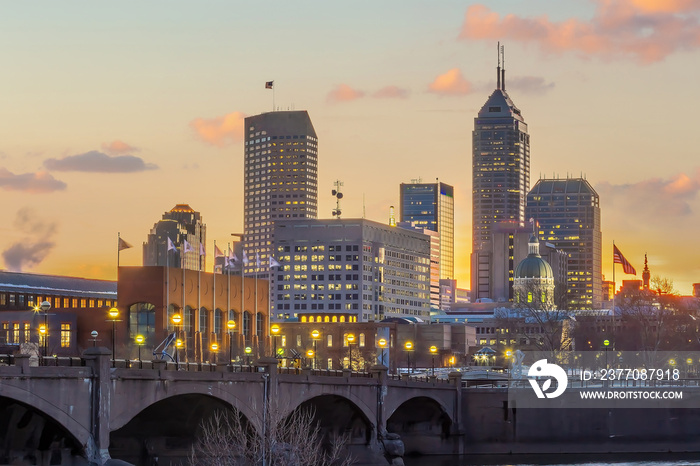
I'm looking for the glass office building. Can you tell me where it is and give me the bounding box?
[143,204,206,271]
[399,182,454,280]
[526,178,602,309]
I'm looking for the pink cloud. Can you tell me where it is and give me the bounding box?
[596,169,700,218]
[428,69,472,95]
[373,85,410,99]
[459,1,700,64]
[326,84,365,103]
[189,111,247,147]
[101,140,139,155]
[0,168,66,193]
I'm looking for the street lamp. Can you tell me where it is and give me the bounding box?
[271,324,281,358]
[109,307,119,367]
[347,334,355,371]
[306,349,314,367]
[38,325,47,364]
[227,320,236,366]
[211,342,219,364]
[245,346,252,365]
[40,300,51,364]
[311,329,320,369]
[135,334,145,368]
[404,341,413,374]
[171,312,182,364]
[175,338,183,368]
[378,338,388,368]
[90,330,98,347]
[429,345,438,376]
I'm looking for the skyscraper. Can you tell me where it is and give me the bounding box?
[143,204,206,270]
[399,181,454,280]
[526,178,602,309]
[244,111,318,274]
[471,52,530,300]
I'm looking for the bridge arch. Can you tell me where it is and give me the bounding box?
[0,388,91,463]
[386,396,454,455]
[290,394,375,447]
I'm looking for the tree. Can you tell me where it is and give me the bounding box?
[189,406,353,466]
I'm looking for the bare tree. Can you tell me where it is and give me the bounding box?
[190,405,353,466]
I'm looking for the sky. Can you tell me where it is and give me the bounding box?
[1,0,699,295]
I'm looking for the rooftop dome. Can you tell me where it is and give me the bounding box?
[514,231,554,279]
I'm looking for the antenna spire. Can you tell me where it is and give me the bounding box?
[501,44,506,90]
[496,42,501,89]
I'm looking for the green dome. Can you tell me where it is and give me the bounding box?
[514,255,553,280]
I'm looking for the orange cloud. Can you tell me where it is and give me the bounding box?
[189,111,247,147]
[0,168,66,193]
[428,69,472,95]
[373,85,410,99]
[101,140,139,154]
[459,1,700,63]
[326,84,365,103]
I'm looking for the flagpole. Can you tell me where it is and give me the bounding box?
[213,240,217,353]
[612,241,616,350]
[227,243,231,327]
[117,232,121,269]
[166,240,170,326]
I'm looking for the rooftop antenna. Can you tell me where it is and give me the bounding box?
[501,44,506,90]
[497,42,501,89]
[332,180,344,218]
[363,193,366,219]
[410,177,422,184]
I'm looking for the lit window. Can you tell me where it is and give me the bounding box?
[61,323,71,347]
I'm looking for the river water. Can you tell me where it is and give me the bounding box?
[403,454,700,465]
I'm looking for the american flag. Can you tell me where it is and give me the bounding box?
[265,81,274,89]
[613,245,636,275]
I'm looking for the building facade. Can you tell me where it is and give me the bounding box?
[272,219,431,322]
[143,204,206,271]
[526,178,602,309]
[399,181,454,280]
[244,111,318,275]
[471,64,530,301]
[398,222,440,309]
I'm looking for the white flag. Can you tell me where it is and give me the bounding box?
[270,256,281,268]
[256,252,261,269]
[214,245,225,257]
[242,250,249,266]
[224,257,231,269]
[229,248,236,261]
[183,240,194,253]
[199,243,206,256]
[167,237,176,251]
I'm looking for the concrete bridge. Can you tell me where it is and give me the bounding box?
[0,348,463,465]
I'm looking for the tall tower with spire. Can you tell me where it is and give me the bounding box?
[471,44,531,301]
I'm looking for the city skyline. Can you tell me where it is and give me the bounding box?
[1,1,699,294]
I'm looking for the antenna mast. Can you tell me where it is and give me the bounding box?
[332,180,344,218]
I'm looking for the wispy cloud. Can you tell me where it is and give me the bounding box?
[101,140,140,155]
[2,207,58,272]
[506,76,556,95]
[428,68,472,95]
[373,85,410,99]
[326,84,365,103]
[44,151,158,173]
[459,1,700,63]
[190,111,246,147]
[0,168,67,193]
[597,169,700,218]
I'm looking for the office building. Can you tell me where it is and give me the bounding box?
[471,57,530,300]
[244,111,318,275]
[398,221,440,309]
[526,178,602,309]
[399,181,454,280]
[143,204,206,271]
[273,219,431,322]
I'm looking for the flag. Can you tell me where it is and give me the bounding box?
[214,245,225,257]
[118,237,133,251]
[613,245,636,275]
[224,257,231,269]
[200,243,206,256]
[242,250,249,265]
[167,238,176,251]
[229,248,236,261]
[270,256,281,268]
[256,252,261,269]
[265,81,274,89]
[183,240,194,253]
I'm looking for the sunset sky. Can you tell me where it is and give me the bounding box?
[1,1,699,295]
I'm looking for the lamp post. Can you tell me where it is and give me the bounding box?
[378,338,388,368]
[404,341,413,374]
[90,330,98,347]
[245,346,252,366]
[175,338,183,368]
[429,345,438,376]
[38,325,47,364]
[347,333,355,371]
[171,312,182,364]
[227,320,236,366]
[306,349,314,367]
[211,342,219,364]
[108,307,119,367]
[135,334,144,368]
[311,329,320,369]
[270,324,281,358]
[40,300,51,364]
